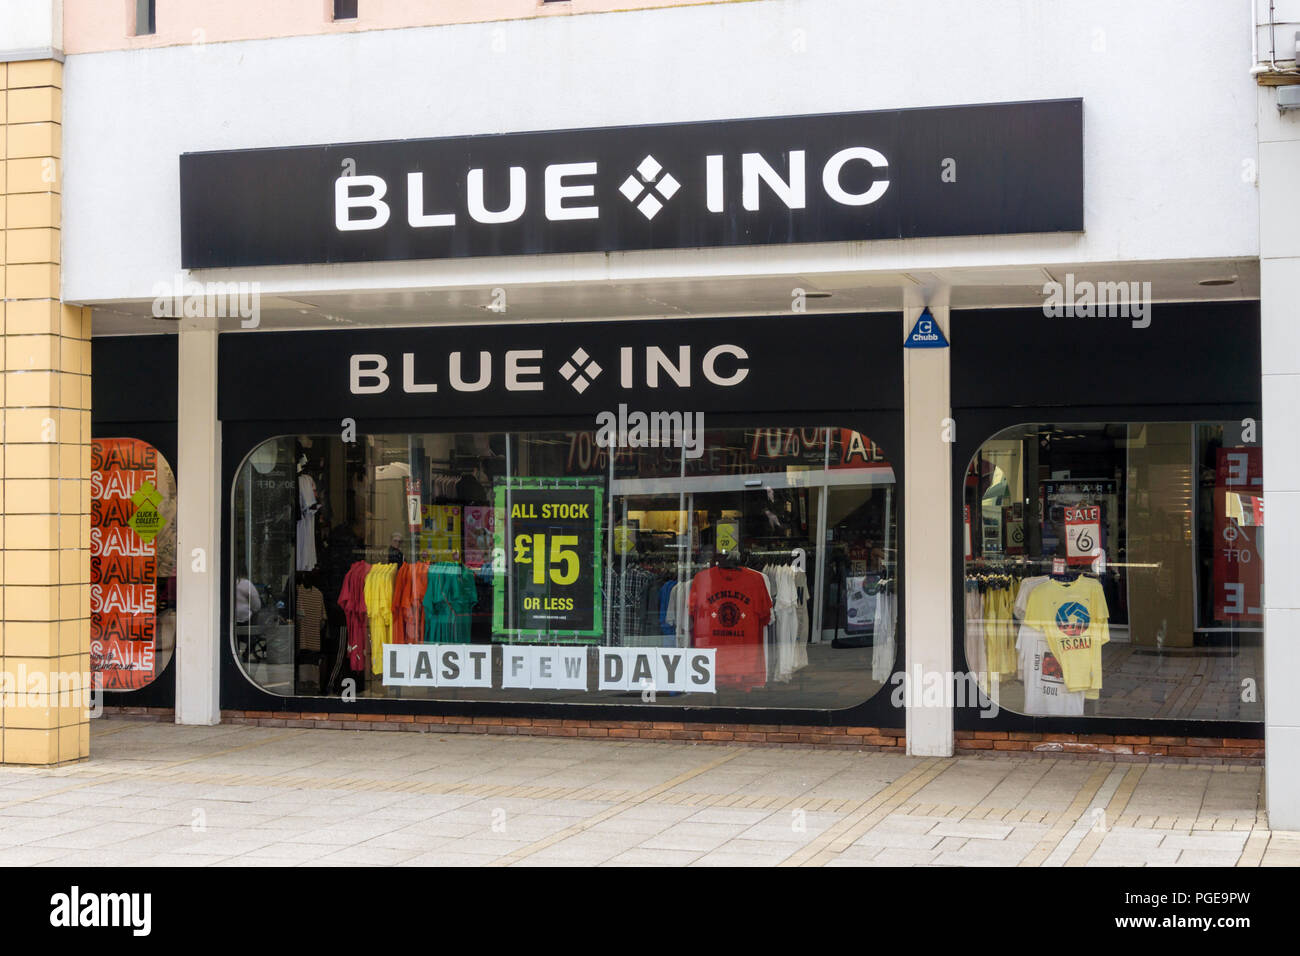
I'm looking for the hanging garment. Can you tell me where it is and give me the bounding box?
[664,581,693,648]
[450,565,478,643]
[658,579,678,646]
[296,473,319,571]
[871,588,896,682]
[984,586,1018,679]
[1022,576,1110,697]
[423,563,451,643]
[963,582,987,679]
[608,565,659,646]
[761,566,784,683]
[1015,621,1085,716]
[336,561,370,672]
[365,563,396,674]
[792,568,810,671]
[295,584,325,652]
[1013,576,1050,621]
[390,563,413,645]
[770,565,801,683]
[688,566,772,690]
[407,561,430,644]
[424,562,472,643]
[760,566,779,682]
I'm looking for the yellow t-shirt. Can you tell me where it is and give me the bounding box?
[983,588,1017,678]
[366,563,395,675]
[1023,577,1109,695]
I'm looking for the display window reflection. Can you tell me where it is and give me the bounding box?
[962,422,1262,721]
[231,426,898,710]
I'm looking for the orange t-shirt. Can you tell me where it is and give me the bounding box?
[391,563,412,644]
[409,562,430,643]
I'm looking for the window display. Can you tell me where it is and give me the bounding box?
[963,422,1263,721]
[231,426,897,709]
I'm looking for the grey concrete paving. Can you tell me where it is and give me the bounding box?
[0,717,1290,867]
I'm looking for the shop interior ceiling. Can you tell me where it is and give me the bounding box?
[86,258,1258,335]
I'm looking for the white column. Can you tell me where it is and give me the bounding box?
[1260,87,1300,829]
[175,320,222,725]
[902,286,953,756]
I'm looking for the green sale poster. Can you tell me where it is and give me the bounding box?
[493,477,604,643]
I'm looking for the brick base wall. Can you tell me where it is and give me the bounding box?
[98,708,1264,762]
[956,730,1263,762]
[101,707,904,751]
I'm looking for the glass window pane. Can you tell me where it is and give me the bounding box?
[91,438,176,690]
[962,422,1263,721]
[134,0,156,36]
[231,425,898,710]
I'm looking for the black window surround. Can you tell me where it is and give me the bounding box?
[90,335,179,710]
[950,301,1263,740]
[217,312,908,727]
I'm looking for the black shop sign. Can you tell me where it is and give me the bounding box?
[181,99,1082,268]
[215,313,905,422]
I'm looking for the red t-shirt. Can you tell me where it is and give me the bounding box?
[688,567,772,689]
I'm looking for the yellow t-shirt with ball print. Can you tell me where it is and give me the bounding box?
[1023,576,1109,698]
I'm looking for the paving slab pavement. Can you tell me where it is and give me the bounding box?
[0,718,1286,867]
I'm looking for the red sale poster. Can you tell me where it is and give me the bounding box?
[463,505,495,568]
[90,438,163,690]
[1213,447,1263,622]
[1064,505,1102,566]
[963,504,972,560]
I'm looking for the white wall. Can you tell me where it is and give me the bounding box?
[1258,77,1300,829]
[0,0,62,57]
[61,0,1258,301]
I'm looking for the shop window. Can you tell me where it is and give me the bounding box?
[91,439,177,691]
[962,422,1263,722]
[231,426,898,709]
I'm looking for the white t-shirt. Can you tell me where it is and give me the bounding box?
[1013,575,1050,620]
[296,473,318,571]
[664,581,692,647]
[793,569,810,668]
[1016,622,1085,716]
[871,590,896,682]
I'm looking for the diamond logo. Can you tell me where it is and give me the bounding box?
[619,154,681,220]
[558,348,602,393]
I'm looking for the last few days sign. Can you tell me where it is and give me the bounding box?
[382,644,717,694]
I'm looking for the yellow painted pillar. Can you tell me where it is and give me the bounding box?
[1,57,92,765]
